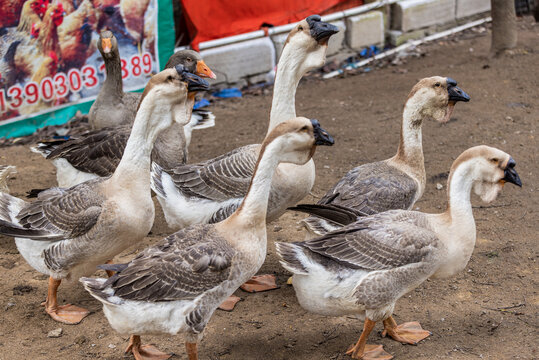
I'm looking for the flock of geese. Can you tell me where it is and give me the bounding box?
[0,14,522,360]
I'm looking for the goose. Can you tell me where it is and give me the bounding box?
[89,30,216,130]
[294,76,470,238]
[31,34,214,189]
[0,165,16,193]
[151,15,339,230]
[277,145,521,359]
[80,117,335,360]
[150,15,338,293]
[0,66,209,324]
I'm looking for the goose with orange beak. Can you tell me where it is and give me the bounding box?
[88,30,217,130]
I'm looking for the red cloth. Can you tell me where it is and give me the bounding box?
[181,0,363,50]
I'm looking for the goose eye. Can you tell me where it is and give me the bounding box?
[186,58,192,62]
[434,82,441,87]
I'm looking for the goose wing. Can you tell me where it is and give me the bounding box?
[301,211,443,308]
[161,144,259,201]
[302,211,439,271]
[106,224,236,301]
[46,126,130,177]
[7,179,105,240]
[318,162,418,215]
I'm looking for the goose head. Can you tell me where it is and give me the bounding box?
[261,117,334,165]
[282,15,340,74]
[406,76,470,124]
[97,30,119,59]
[137,65,209,127]
[165,49,217,79]
[450,145,521,203]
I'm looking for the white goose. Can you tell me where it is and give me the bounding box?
[151,15,339,232]
[0,67,208,324]
[81,117,335,360]
[277,145,521,359]
[294,76,470,237]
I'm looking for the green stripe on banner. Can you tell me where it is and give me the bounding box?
[0,0,175,139]
[158,0,176,71]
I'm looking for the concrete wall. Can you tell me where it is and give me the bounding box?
[196,1,491,86]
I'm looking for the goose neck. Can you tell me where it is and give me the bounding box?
[432,162,477,278]
[233,142,282,228]
[113,97,175,183]
[101,52,124,98]
[395,99,425,167]
[267,50,303,134]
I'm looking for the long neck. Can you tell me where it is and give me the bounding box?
[444,164,475,222]
[394,97,425,170]
[112,96,173,183]
[267,48,304,134]
[432,162,477,278]
[101,51,124,98]
[232,143,281,227]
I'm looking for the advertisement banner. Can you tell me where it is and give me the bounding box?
[0,0,174,138]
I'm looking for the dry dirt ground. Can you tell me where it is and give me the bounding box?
[0,18,537,360]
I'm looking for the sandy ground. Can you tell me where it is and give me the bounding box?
[0,18,537,360]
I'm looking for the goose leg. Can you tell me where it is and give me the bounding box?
[125,335,170,360]
[381,316,431,345]
[42,277,89,324]
[185,342,198,360]
[240,274,278,292]
[346,318,393,360]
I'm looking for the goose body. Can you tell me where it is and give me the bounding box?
[0,67,208,324]
[300,77,470,237]
[152,15,339,230]
[81,117,335,360]
[278,145,521,359]
[33,32,215,188]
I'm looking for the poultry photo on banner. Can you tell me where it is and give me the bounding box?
[0,0,174,138]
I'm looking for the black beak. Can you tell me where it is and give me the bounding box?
[310,119,334,146]
[447,78,470,102]
[306,15,339,43]
[176,64,210,92]
[503,157,522,187]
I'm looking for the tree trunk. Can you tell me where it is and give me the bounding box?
[490,0,518,55]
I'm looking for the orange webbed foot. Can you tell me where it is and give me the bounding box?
[45,304,90,324]
[382,321,431,345]
[346,344,393,360]
[125,336,170,360]
[218,295,242,311]
[240,274,278,292]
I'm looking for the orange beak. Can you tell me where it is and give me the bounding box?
[196,60,216,79]
[102,38,112,54]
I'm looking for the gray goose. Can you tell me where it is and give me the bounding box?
[0,67,208,324]
[89,30,216,130]
[32,32,214,188]
[151,15,339,230]
[295,76,470,237]
[278,145,521,359]
[81,117,335,360]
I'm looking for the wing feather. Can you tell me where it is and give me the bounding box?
[159,145,259,202]
[108,225,236,302]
